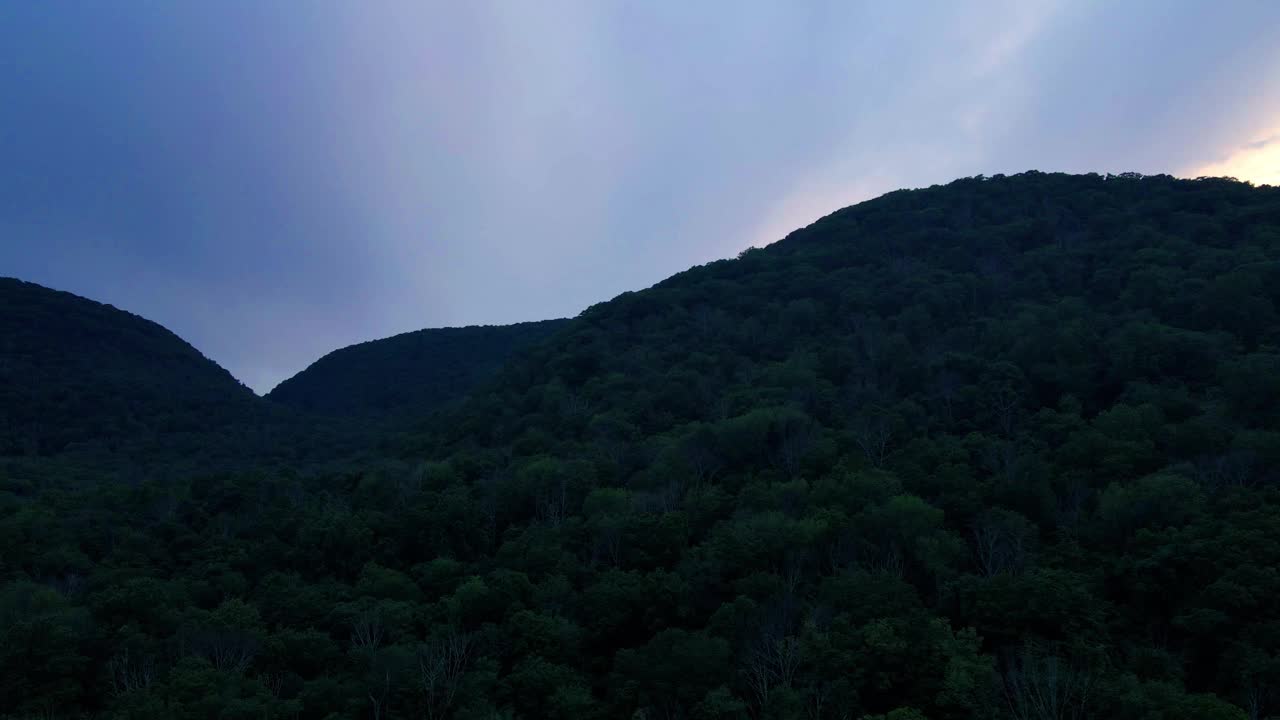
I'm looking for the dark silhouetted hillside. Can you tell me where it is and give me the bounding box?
[0,277,256,458]
[4,173,1280,719]
[266,319,568,418]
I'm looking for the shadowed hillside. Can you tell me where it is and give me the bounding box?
[0,277,255,458]
[4,172,1280,719]
[0,281,563,480]
[267,319,568,418]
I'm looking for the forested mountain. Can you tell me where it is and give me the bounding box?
[0,278,256,459]
[4,172,1280,720]
[0,281,557,485]
[0,279,367,482]
[267,320,568,418]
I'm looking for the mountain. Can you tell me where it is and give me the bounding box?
[0,279,564,477]
[5,172,1280,719]
[267,319,568,418]
[0,277,256,459]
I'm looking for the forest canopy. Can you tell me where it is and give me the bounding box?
[3,172,1280,719]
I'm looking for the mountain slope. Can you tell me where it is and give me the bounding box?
[266,319,568,418]
[427,171,1280,460]
[0,277,256,458]
[0,279,562,480]
[5,172,1280,718]
[387,171,1280,718]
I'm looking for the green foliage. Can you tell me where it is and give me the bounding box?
[265,319,568,417]
[0,278,254,461]
[0,279,565,482]
[4,172,1280,718]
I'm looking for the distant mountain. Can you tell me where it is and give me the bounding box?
[0,278,562,475]
[266,319,568,418]
[0,277,256,458]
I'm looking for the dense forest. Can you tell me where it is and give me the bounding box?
[266,320,568,419]
[3,172,1279,719]
[0,279,324,483]
[0,278,257,458]
[0,284,564,485]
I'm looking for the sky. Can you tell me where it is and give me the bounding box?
[2,2,1279,393]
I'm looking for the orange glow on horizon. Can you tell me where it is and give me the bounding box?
[1190,132,1280,186]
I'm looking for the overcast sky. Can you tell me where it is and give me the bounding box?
[3,2,1279,393]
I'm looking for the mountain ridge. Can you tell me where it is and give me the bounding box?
[265,318,569,418]
[4,172,1280,718]
[0,277,569,472]
[0,276,255,457]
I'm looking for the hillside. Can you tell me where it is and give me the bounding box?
[267,320,568,418]
[384,171,1280,718]
[0,280,559,480]
[4,172,1280,719]
[0,277,257,459]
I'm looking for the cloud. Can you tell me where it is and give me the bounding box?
[4,2,1280,392]
[1245,135,1280,152]
[1190,129,1280,186]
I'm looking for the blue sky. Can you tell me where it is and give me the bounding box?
[3,2,1279,392]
